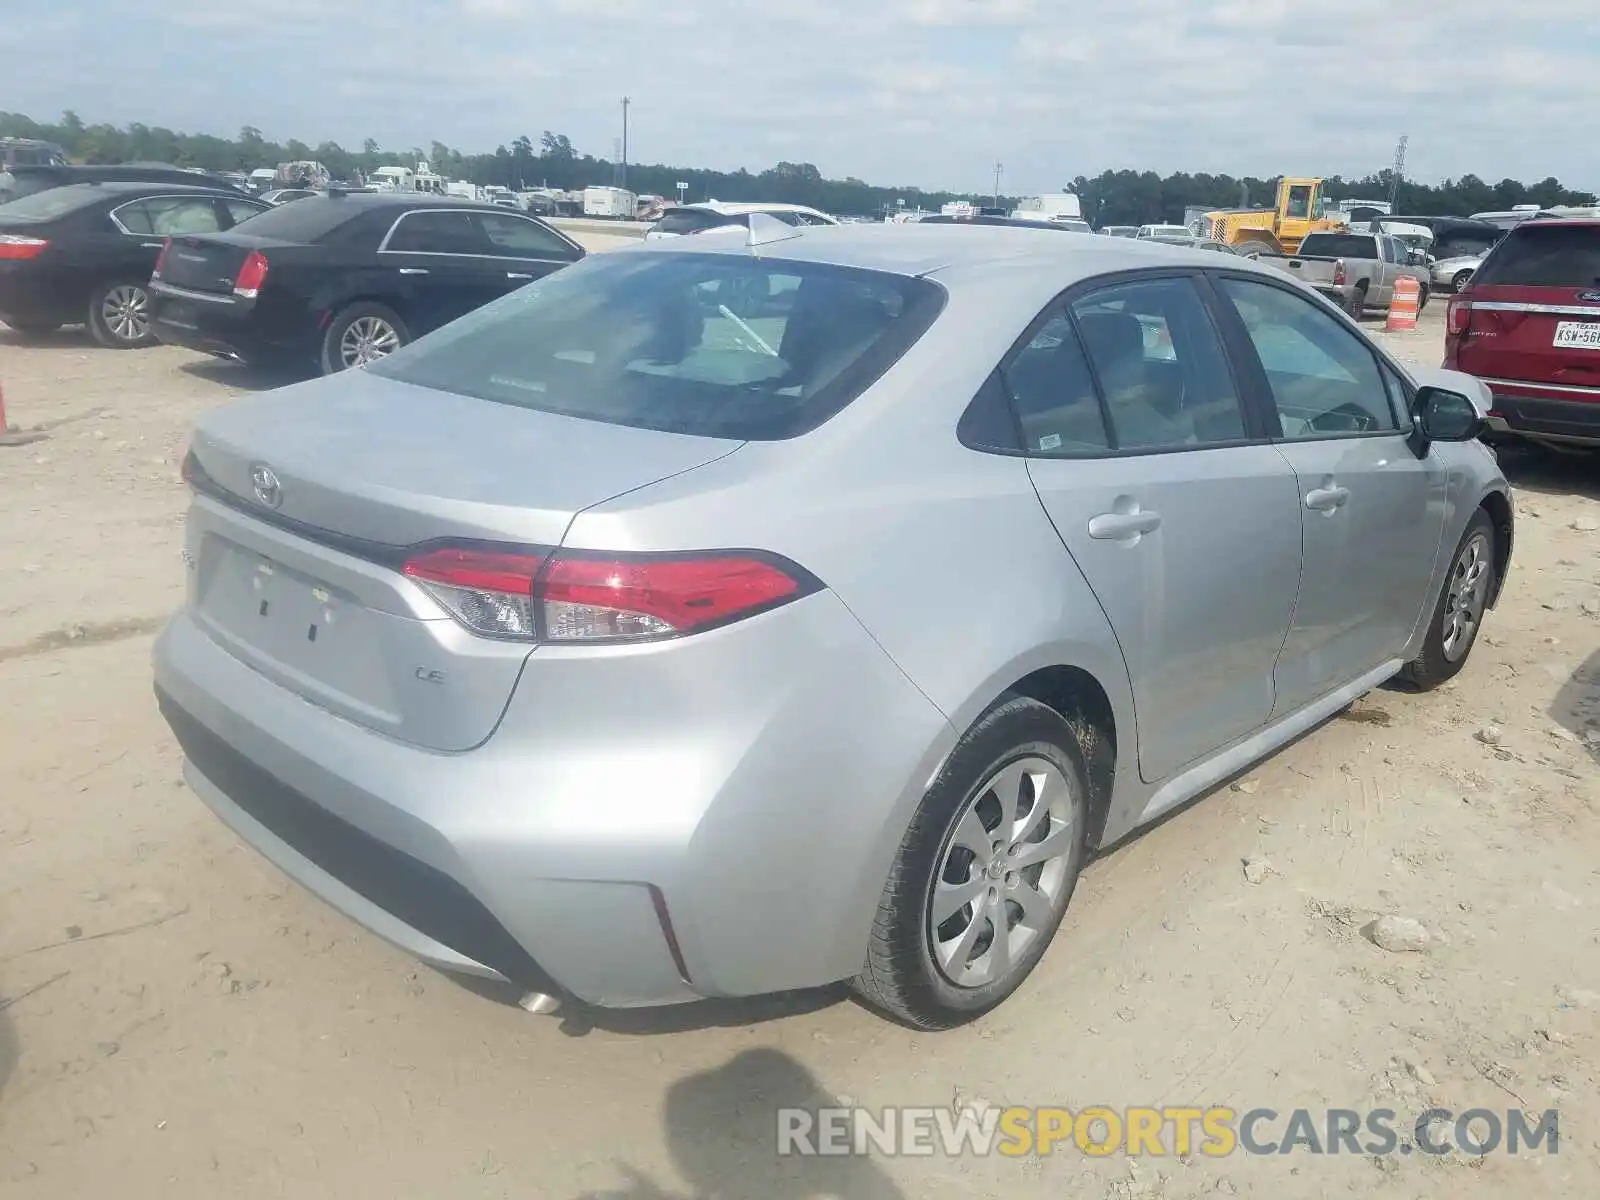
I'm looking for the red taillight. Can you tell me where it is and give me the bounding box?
[152,237,172,279]
[1332,259,1346,286]
[233,250,269,299]
[0,234,49,260]
[1446,295,1472,337]
[400,544,815,642]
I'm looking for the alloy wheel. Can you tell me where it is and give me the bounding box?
[926,756,1076,989]
[102,284,149,344]
[339,316,401,368]
[1442,532,1491,661]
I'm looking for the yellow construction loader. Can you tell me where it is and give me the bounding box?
[1204,177,1343,256]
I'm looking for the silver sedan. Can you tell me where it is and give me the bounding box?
[155,221,1513,1029]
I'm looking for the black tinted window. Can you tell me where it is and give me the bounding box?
[220,197,362,242]
[1298,234,1378,259]
[1473,224,1600,287]
[655,209,728,235]
[475,212,575,258]
[368,252,945,440]
[385,210,488,254]
[1070,277,1247,450]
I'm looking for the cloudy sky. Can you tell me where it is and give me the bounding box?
[6,0,1598,193]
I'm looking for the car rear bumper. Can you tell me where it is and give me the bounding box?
[148,284,312,364]
[153,586,953,1008]
[1481,378,1600,446]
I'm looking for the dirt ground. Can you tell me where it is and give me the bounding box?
[1,297,1597,1200]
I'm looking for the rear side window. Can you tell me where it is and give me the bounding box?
[384,210,488,254]
[1297,234,1378,259]
[113,196,222,235]
[655,208,730,235]
[1473,224,1600,287]
[368,252,944,440]
[1002,312,1110,453]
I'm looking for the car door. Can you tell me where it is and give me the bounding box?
[1212,275,1446,714]
[470,211,583,296]
[1016,274,1303,783]
[376,209,508,333]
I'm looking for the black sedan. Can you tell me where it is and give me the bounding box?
[0,181,270,346]
[146,192,586,374]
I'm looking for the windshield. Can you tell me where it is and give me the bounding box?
[368,251,945,440]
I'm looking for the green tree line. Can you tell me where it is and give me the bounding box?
[4,110,1592,223]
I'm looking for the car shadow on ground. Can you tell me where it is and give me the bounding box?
[0,989,19,1102]
[445,971,850,1037]
[1552,648,1600,765]
[0,325,91,352]
[1495,442,1600,502]
[176,356,311,393]
[572,1047,905,1200]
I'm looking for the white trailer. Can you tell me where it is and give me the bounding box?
[1012,192,1082,223]
[583,186,638,219]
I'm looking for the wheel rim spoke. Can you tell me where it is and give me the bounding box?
[1010,877,1053,935]
[935,908,990,981]
[1010,820,1074,871]
[931,873,987,926]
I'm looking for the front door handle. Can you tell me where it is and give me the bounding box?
[1304,485,1350,511]
[141,241,165,249]
[506,271,534,280]
[398,267,429,276]
[1088,510,1162,540]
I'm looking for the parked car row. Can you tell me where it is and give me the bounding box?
[0,183,584,371]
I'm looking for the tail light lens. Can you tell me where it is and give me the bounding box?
[152,238,172,279]
[233,250,269,299]
[1332,259,1346,286]
[0,234,49,260]
[1446,295,1472,337]
[402,544,817,642]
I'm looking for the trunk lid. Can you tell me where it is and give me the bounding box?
[185,370,742,750]
[154,231,273,296]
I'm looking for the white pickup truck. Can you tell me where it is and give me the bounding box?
[1259,231,1431,318]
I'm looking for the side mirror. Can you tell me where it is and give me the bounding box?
[1412,386,1482,444]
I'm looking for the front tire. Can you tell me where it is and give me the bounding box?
[87,280,155,348]
[1400,509,1496,690]
[1452,270,1473,293]
[853,695,1090,1029]
[319,302,409,375]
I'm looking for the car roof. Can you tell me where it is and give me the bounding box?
[31,180,251,201]
[641,220,1288,284]
[693,201,822,215]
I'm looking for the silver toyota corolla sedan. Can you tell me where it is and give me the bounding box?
[154,220,1514,1029]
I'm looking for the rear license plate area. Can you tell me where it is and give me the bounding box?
[1553,321,1600,350]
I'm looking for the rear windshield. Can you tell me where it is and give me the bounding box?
[221,197,361,240]
[368,251,945,440]
[0,184,101,222]
[1297,233,1377,258]
[655,208,732,235]
[1472,224,1600,287]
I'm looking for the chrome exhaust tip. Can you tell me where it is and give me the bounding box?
[518,990,562,1015]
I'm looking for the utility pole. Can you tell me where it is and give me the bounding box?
[993,161,1003,210]
[1389,134,1408,210]
[621,95,631,191]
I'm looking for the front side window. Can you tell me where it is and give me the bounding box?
[1069,276,1248,450]
[367,251,944,440]
[474,212,575,259]
[225,199,268,226]
[1218,277,1398,438]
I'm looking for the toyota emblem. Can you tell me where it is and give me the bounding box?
[250,463,283,510]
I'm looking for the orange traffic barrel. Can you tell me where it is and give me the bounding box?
[1386,278,1422,332]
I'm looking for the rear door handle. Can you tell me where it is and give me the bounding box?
[1304,485,1350,511]
[1088,510,1162,540]
[398,267,429,275]
[141,241,165,249]
[506,271,534,280]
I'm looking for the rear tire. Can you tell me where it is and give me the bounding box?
[1346,284,1368,319]
[319,302,409,375]
[1416,284,1430,312]
[852,694,1090,1029]
[86,280,155,348]
[1452,270,1473,293]
[1400,509,1496,691]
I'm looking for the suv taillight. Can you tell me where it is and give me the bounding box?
[152,237,172,279]
[233,250,269,299]
[1332,259,1346,286]
[401,544,819,642]
[1446,294,1472,337]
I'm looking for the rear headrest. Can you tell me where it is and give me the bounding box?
[1076,311,1143,369]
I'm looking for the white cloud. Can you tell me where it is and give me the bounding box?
[2,0,1596,194]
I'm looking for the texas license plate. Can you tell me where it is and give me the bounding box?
[1553,321,1600,350]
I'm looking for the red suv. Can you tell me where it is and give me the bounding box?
[1445,217,1600,448]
